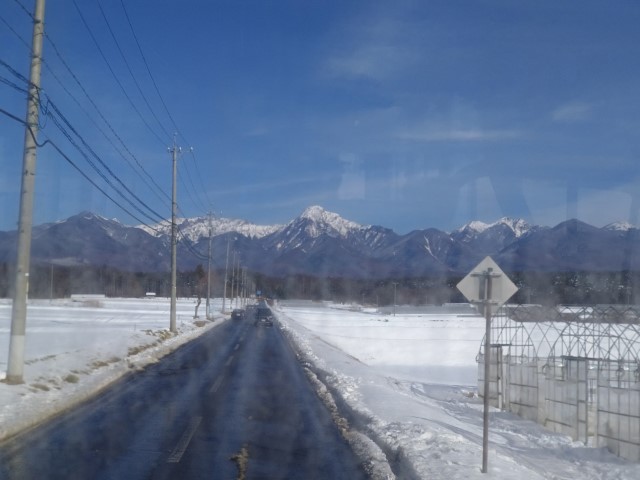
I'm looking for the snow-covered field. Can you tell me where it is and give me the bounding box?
[0,296,226,441]
[1,296,639,478]
[275,300,640,479]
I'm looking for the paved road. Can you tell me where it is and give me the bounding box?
[0,306,367,479]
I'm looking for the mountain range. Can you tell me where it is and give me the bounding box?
[0,205,638,277]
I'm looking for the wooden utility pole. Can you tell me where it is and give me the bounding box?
[6,0,46,385]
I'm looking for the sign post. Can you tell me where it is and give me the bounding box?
[457,256,518,473]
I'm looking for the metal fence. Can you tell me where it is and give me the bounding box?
[477,304,640,461]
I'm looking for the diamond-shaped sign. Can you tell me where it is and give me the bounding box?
[457,256,518,315]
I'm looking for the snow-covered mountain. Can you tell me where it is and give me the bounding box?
[261,206,396,254]
[451,217,542,257]
[453,217,537,241]
[603,221,637,232]
[2,207,639,276]
[139,215,281,242]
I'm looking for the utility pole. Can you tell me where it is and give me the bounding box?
[168,135,180,333]
[235,255,241,309]
[239,267,243,308]
[222,238,229,313]
[6,0,46,385]
[392,282,399,316]
[242,268,247,307]
[206,211,212,319]
[230,250,236,310]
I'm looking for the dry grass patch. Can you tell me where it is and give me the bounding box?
[31,383,50,392]
[63,374,80,384]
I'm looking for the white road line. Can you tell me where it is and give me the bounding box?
[167,416,202,463]
[209,376,223,394]
[225,355,234,367]
[234,343,240,351]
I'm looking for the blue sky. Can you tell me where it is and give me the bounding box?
[1,0,640,233]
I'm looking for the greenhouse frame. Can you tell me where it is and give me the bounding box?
[478,304,640,461]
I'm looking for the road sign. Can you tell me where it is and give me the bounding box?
[457,256,518,315]
[457,256,518,473]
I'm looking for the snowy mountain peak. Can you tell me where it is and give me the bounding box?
[604,221,636,231]
[66,211,119,224]
[495,217,532,238]
[138,215,281,242]
[300,205,329,221]
[463,220,490,234]
[295,206,364,238]
[456,217,532,238]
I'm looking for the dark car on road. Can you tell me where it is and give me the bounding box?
[254,306,274,326]
[231,309,244,320]
[257,317,273,327]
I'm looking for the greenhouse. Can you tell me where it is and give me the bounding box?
[478,305,640,461]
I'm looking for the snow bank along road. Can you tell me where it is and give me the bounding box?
[275,301,640,480]
[4,297,640,479]
[0,303,367,479]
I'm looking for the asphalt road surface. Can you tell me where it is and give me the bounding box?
[0,305,367,479]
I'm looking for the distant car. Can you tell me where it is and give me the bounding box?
[256,307,271,319]
[231,309,244,320]
[257,317,273,327]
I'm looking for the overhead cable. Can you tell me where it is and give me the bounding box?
[71,0,169,146]
[0,12,30,50]
[42,96,166,223]
[40,37,172,205]
[118,0,214,210]
[0,106,160,231]
[95,1,173,140]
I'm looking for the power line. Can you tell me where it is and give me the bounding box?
[0,57,33,87]
[37,36,173,205]
[177,225,209,261]
[80,1,213,215]
[8,0,208,221]
[95,0,172,140]
[10,0,32,19]
[42,59,172,209]
[118,0,182,145]
[0,65,167,225]
[71,0,168,146]
[179,162,208,213]
[187,149,214,210]
[42,96,165,224]
[0,105,160,231]
[0,72,29,95]
[0,12,31,50]
[0,56,166,217]
[118,0,214,211]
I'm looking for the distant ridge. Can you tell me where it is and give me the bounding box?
[0,206,638,276]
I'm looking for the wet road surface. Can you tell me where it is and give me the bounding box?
[0,305,367,479]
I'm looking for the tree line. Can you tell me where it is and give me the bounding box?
[0,262,638,306]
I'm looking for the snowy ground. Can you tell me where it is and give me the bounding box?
[275,300,640,479]
[1,297,639,478]
[0,296,227,441]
